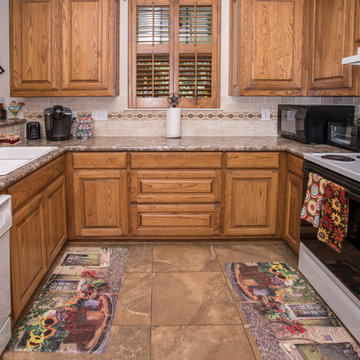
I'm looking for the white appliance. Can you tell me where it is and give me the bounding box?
[0,195,12,354]
[342,47,360,65]
[299,153,360,342]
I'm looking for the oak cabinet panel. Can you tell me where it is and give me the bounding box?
[61,0,116,93]
[10,193,47,321]
[229,0,306,95]
[10,0,118,96]
[283,154,304,254]
[224,170,279,236]
[10,0,60,93]
[130,204,221,236]
[9,156,67,321]
[44,175,67,266]
[308,0,358,95]
[131,152,222,169]
[72,152,127,169]
[72,170,128,237]
[131,170,222,203]
[226,152,279,169]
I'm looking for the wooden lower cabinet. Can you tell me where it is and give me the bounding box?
[10,192,47,321]
[44,175,67,266]
[72,170,128,237]
[131,204,220,236]
[283,154,304,254]
[224,170,279,236]
[9,156,67,321]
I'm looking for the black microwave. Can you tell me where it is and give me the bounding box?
[278,105,354,144]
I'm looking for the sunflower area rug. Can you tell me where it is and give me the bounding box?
[9,246,128,353]
[227,262,360,360]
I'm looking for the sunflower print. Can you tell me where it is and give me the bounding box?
[318,181,349,253]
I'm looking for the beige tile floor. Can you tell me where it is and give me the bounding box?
[2,241,298,360]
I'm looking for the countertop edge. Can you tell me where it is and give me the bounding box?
[0,136,349,192]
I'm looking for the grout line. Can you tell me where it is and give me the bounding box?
[213,244,259,360]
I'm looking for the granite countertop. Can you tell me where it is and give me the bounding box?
[0,136,349,191]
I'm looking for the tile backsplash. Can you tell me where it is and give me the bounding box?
[5,95,360,137]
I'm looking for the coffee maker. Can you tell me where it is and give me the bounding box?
[44,105,73,141]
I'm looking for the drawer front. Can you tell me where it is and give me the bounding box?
[72,152,127,169]
[130,152,222,169]
[226,152,279,168]
[130,204,220,236]
[131,170,222,203]
[9,155,65,212]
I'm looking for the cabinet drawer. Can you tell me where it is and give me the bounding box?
[130,152,222,169]
[131,170,222,203]
[226,152,279,168]
[130,204,220,236]
[72,152,127,169]
[9,155,65,212]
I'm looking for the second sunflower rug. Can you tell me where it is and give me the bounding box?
[9,246,128,353]
[227,261,360,360]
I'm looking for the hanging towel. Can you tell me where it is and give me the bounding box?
[317,182,349,253]
[300,172,327,227]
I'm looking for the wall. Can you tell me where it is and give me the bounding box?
[1,0,359,137]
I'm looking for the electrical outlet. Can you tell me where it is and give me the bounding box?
[92,110,108,121]
[261,108,271,121]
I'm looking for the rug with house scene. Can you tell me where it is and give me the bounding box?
[227,262,360,360]
[9,246,127,353]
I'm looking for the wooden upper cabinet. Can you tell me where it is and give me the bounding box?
[61,0,116,94]
[10,0,60,93]
[230,0,306,96]
[308,0,358,95]
[10,0,118,96]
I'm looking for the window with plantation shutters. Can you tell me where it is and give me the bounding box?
[129,0,220,108]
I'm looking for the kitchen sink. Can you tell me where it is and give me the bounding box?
[0,147,57,175]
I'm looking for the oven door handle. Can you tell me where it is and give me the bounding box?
[303,162,360,203]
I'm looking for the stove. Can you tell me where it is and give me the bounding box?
[299,152,360,343]
[304,152,360,182]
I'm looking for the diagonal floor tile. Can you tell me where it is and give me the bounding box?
[113,273,152,325]
[152,272,241,325]
[214,242,291,271]
[105,326,150,360]
[153,244,220,272]
[151,325,256,360]
[124,245,153,273]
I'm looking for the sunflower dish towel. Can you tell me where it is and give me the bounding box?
[317,181,349,253]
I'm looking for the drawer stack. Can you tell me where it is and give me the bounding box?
[130,152,222,236]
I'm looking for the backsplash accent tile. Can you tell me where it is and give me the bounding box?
[16,95,359,137]
[24,110,278,137]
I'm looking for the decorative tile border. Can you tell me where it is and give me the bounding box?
[23,110,278,137]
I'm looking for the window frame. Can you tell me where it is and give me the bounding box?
[128,0,221,108]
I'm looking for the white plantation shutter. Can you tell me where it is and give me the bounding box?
[129,0,220,108]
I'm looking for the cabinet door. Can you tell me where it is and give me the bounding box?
[240,0,306,95]
[224,170,279,236]
[229,0,241,95]
[11,193,47,320]
[283,171,303,254]
[308,0,358,95]
[72,170,128,237]
[10,0,60,95]
[44,175,67,266]
[61,0,116,94]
